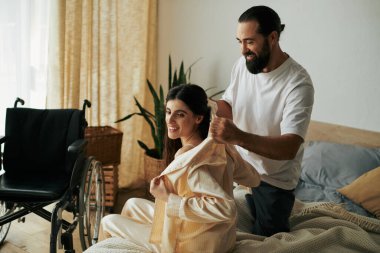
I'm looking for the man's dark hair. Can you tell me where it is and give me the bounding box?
[238,5,285,38]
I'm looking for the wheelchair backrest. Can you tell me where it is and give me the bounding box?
[3,108,86,175]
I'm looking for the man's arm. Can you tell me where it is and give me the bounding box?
[234,130,303,160]
[210,110,303,161]
[216,100,233,119]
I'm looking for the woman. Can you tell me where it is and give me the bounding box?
[100,84,260,253]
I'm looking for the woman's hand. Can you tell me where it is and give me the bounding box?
[150,176,170,202]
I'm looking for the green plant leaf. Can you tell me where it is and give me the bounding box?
[146,148,159,159]
[209,90,225,99]
[147,79,160,106]
[134,97,159,150]
[178,61,186,84]
[133,98,154,119]
[186,57,202,81]
[149,83,165,159]
[172,70,179,87]
[159,85,164,102]
[114,112,143,123]
[137,140,150,153]
[156,94,165,159]
[205,86,225,99]
[169,55,172,90]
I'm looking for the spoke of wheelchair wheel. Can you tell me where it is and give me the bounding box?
[87,166,96,237]
[93,166,104,242]
[0,203,12,243]
[80,160,105,246]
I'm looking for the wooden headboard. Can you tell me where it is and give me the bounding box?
[305,121,380,148]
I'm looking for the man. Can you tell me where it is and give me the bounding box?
[210,5,314,236]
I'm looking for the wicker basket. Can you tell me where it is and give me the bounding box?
[88,163,118,209]
[102,164,119,208]
[85,126,123,165]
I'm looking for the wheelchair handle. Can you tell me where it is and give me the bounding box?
[14,97,25,108]
[82,99,91,111]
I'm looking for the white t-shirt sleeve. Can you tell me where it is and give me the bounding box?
[221,83,232,106]
[221,58,242,106]
[281,81,314,139]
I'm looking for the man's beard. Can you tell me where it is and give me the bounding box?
[245,39,271,74]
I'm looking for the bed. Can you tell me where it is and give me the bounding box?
[85,121,380,253]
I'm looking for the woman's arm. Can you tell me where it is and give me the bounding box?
[165,167,236,223]
[225,144,260,187]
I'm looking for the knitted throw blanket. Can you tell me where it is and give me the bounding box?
[84,202,380,253]
[234,202,380,253]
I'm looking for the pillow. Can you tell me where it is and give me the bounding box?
[300,141,380,189]
[295,141,380,217]
[338,166,380,219]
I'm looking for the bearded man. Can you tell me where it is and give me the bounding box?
[210,5,314,237]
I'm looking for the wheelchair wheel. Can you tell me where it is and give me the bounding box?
[79,158,105,250]
[0,201,15,245]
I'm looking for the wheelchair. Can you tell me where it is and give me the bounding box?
[0,98,105,253]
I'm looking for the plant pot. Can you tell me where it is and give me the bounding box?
[144,153,165,200]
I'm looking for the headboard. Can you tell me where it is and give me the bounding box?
[305,120,380,148]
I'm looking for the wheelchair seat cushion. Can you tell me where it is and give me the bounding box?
[0,171,71,202]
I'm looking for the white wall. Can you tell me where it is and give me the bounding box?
[158,0,380,132]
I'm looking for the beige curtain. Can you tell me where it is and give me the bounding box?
[47,0,157,189]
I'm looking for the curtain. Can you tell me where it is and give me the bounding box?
[0,0,50,135]
[47,0,157,189]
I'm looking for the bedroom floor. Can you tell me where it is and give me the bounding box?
[0,188,147,253]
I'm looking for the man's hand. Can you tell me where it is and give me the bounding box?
[150,175,170,202]
[210,116,240,145]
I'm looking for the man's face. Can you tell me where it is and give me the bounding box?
[236,21,271,74]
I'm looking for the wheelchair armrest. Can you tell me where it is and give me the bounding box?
[0,136,5,159]
[68,139,88,154]
[68,139,88,190]
[0,136,6,144]
[0,136,5,172]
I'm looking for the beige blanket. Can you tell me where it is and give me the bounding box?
[84,202,380,253]
[234,202,380,253]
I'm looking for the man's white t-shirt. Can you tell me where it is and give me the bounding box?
[222,55,314,190]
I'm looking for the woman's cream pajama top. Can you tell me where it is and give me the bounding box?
[101,137,260,253]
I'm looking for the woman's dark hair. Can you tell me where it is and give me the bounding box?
[238,5,285,39]
[163,84,211,166]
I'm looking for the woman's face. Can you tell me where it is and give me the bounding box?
[165,99,202,141]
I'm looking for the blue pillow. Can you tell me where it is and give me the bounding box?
[295,141,380,217]
[300,141,380,189]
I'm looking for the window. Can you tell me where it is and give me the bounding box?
[0,0,50,135]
